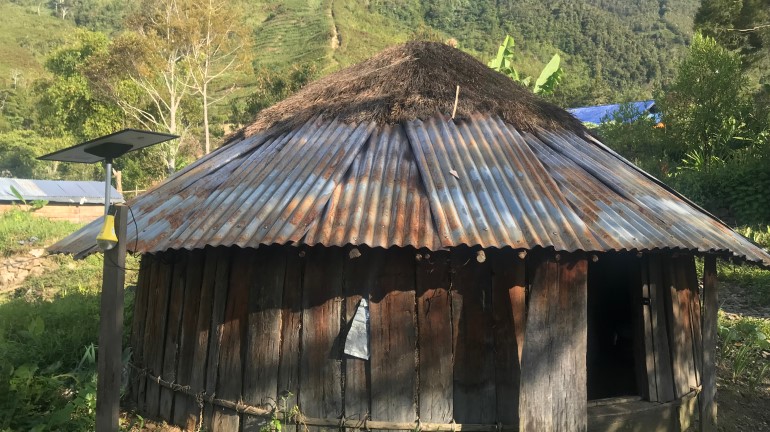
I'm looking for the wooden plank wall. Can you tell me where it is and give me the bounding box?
[635,253,701,404]
[129,246,702,432]
[519,253,588,432]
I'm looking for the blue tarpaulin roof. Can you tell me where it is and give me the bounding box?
[568,100,659,124]
[0,178,123,205]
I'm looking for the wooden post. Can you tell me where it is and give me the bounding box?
[113,169,123,194]
[96,204,128,432]
[700,255,718,431]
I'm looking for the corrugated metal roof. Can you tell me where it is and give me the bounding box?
[568,100,660,124]
[49,114,770,267]
[0,177,123,205]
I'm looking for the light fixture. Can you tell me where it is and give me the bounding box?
[39,129,178,248]
[96,214,118,251]
[38,128,178,432]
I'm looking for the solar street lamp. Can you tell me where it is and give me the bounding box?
[39,129,177,432]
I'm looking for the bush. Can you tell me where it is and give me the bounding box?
[670,155,770,226]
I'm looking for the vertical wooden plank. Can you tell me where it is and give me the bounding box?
[491,248,525,425]
[129,255,151,406]
[638,256,659,401]
[344,246,377,422]
[137,255,159,414]
[451,247,496,424]
[159,251,188,422]
[520,253,588,432]
[675,256,698,390]
[201,248,233,431]
[700,255,718,432]
[685,257,703,386]
[557,256,588,432]
[242,246,287,431]
[299,247,344,431]
[143,252,173,419]
[369,248,417,423]
[211,247,254,432]
[519,255,557,432]
[96,205,128,432]
[172,249,205,427]
[186,247,222,431]
[663,254,693,398]
[648,254,675,402]
[276,248,304,432]
[416,250,452,423]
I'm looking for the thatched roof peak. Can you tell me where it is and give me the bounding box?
[242,41,585,137]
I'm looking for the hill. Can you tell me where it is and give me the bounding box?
[0,0,700,129]
[244,0,700,105]
[0,2,75,86]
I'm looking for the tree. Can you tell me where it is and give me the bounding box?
[488,35,563,95]
[229,63,317,126]
[186,0,244,154]
[0,129,79,179]
[695,0,770,60]
[87,0,197,174]
[659,33,750,172]
[36,30,125,142]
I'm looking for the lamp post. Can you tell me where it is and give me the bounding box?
[39,129,178,432]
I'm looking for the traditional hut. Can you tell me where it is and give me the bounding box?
[52,42,770,432]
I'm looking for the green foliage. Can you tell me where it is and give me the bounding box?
[488,35,563,95]
[533,54,563,95]
[0,2,73,83]
[36,29,125,142]
[595,103,673,177]
[0,211,140,431]
[695,0,770,63]
[718,261,770,306]
[259,392,302,432]
[0,264,102,431]
[660,33,750,172]
[230,63,318,126]
[736,226,770,249]
[719,314,770,389]
[0,208,80,256]
[669,153,770,226]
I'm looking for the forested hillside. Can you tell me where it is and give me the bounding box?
[0,0,698,104]
[0,0,705,190]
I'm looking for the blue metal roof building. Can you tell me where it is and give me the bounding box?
[568,100,659,125]
[0,177,123,205]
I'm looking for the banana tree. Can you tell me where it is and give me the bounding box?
[488,35,563,95]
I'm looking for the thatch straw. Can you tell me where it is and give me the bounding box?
[239,41,585,138]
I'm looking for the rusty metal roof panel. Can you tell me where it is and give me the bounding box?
[532,129,770,264]
[304,124,440,249]
[48,114,770,267]
[404,115,603,251]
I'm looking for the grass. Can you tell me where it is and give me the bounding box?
[0,208,139,431]
[718,312,770,387]
[0,2,73,84]
[0,208,82,257]
[718,263,770,306]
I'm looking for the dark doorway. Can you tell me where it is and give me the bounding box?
[586,253,640,400]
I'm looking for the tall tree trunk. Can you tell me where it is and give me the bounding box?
[203,81,210,154]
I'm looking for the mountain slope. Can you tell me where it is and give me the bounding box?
[249,0,700,102]
[0,2,75,86]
